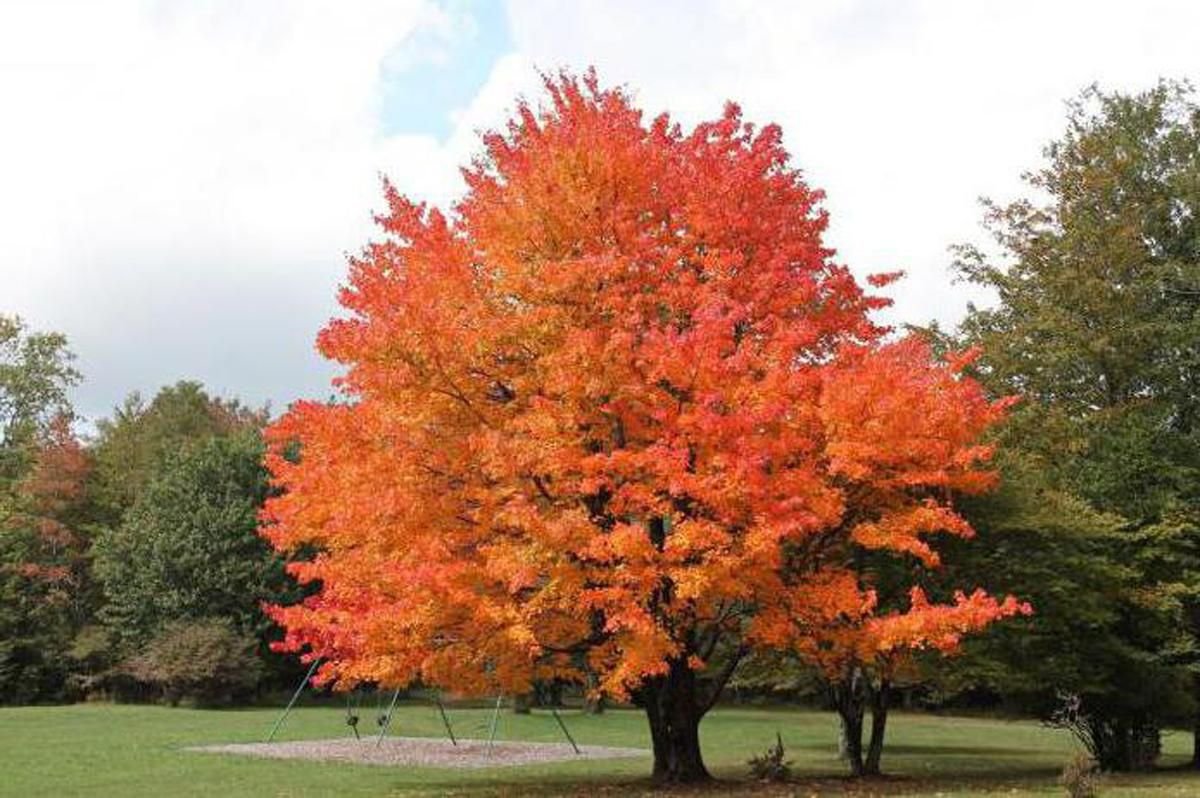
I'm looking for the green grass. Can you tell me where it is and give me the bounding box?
[3,702,1200,796]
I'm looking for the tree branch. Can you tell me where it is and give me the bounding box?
[698,644,748,717]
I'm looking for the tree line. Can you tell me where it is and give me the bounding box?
[2,78,1199,780]
[0,370,298,706]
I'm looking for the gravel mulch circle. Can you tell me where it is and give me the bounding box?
[188,736,649,769]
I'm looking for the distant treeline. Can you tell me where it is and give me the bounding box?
[0,369,302,706]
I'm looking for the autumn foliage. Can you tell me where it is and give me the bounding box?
[797,340,1030,674]
[262,72,1025,782]
[8,416,93,597]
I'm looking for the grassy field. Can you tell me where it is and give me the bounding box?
[3,702,1200,797]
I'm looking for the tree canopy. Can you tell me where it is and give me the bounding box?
[262,72,1024,783]
[0,315,79,488]
[95,430,289,655]
[91,380,265,521]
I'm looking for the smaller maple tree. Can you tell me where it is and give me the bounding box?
[8,415,93,599]
[796,339,1031,775]
[2,415,97,700]
[262,71,1027,783]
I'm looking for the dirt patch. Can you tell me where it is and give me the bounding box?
[188,736,648,769]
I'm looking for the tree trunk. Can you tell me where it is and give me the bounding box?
[831,669,867,777]
[1085,710,1160,771]
[640,657,711,783]
[1193,714,1200,769]
[837,715,850,761]
[863,679,891,776]
[1193,673,1200,769]
[584,670,605,714]
[839,705,865,777]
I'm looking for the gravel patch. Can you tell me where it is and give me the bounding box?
[188,736,648,769]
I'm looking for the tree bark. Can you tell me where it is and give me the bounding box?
[837,715,850,761]
[1193,715,1200,770]
[1193,673,1200,769]
[863,679,891,776]
[831,669,867,777]
[639,657,711,783]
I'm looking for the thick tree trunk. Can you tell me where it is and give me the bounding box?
[1084,710,1160,771]
[1193,674,1200,769]
[837,715,850,761]
[863,679,891,776]
[640,657,711,783]
[831,669,867,777]
[1193,715,1200,770]
[838,705,865,777]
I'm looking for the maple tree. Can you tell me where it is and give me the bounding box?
[262,71,1024,783]
[799,339,1031,776]
[1,415,97,701]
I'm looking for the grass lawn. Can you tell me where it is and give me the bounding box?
[3,702,1200,797]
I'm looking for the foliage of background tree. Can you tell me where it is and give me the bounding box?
[0,317,84,702]
[95,430,292,670]
[0,418,99,702]
[0,370,288,704]
[0,315,79,489]
[90,380,265,523]
[935,453,1185,770]
[262,72,1023,784]
[952,80,1200,769]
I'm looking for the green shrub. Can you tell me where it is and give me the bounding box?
[125,618,261,706]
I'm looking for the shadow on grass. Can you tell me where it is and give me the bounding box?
[351,763,1071,797]
[814,743,1038,757]
[377,773,1060,797]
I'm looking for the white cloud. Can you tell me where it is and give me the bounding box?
[3,0,1199,419]
[1,0,443,417]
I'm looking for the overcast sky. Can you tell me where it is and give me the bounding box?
[4,0,1199,422]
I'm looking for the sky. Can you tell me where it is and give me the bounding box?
[3,0,1200,423]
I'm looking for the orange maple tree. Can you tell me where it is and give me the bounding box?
[262,72,1025,783]
[6,415,95,625]
[795,338,1031,775]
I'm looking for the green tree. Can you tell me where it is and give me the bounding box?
[952,80,1200,768]
[0,317,84,703]
[0,315,79,488]
[936,453,1185,769]
[0,417,100,702]
[90,381,264,522]
[94,431,293,667]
